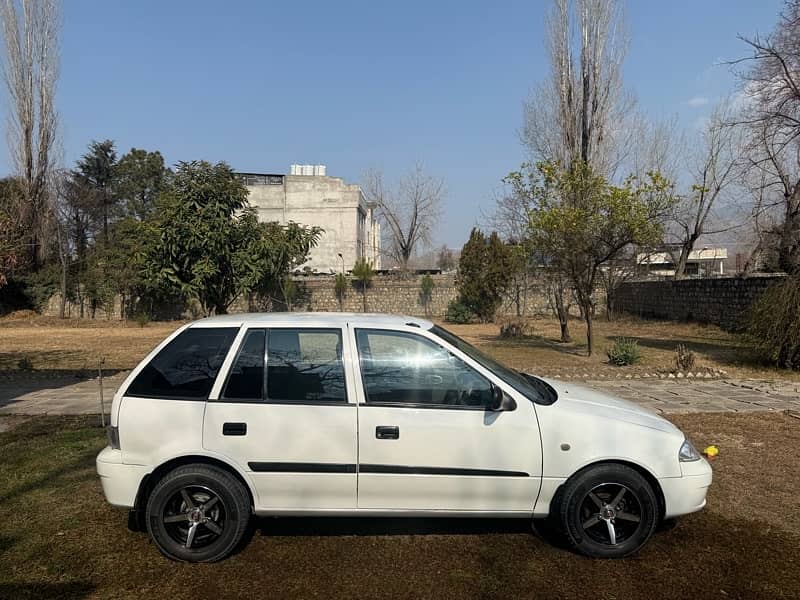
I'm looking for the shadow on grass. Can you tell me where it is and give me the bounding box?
[634,336,760,365]
[0,581,95,600]
[0,428,101,505]
[254,516,532,537]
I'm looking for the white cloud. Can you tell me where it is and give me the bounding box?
[687,96,711,107]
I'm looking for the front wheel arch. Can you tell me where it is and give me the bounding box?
[550,459,666,523]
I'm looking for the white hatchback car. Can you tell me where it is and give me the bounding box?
[97,313,711,562]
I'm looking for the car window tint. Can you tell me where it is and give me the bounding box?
[126,327,238,399]
[266,329,346,403]
[355,329,492,408]
[222,329,265,400]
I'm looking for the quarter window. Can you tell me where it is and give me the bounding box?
[355,329,492,408]
[267,329,346,403]
[222,329,265,400]
[126,327,238,400]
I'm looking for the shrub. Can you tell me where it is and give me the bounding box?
[334,272,347,310]
[134,312,150,328]
[748,276,800,369]
[445,299,473,324]
[498,317,534,338]
[674,343,695,371]
[606,337,641,366]
[17,356,34,370]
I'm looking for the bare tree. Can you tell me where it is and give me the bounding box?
[733,2,800,274]
[362,163,443,270]
[521,0,633,176]
[670,102,742,279]
[0,0,61,269]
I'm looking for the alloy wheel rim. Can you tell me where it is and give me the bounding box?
[579,482,643,546]
[161,485,226,549]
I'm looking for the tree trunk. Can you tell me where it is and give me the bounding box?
[361,287,367,312]
[674,234,699,280]
[552,286,571,342]
[559,320,571,343]
[584,310,594,357]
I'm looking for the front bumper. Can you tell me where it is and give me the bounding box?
[660,458,713,519]
[96,447,149,508]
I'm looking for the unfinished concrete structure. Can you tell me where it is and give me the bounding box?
[240,165,381,273]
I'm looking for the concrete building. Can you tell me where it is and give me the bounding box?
[636,247,728,277]
[240,164,381,274]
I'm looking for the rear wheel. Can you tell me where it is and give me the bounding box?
[557,463,659,558]
[145,463,251,562]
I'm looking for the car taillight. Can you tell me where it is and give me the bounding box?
[107,426,120,449]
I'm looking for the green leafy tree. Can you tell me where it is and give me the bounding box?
[457,228,514,322]
[246,221,322,306]
[114,148,171,220]
[351,258,374,312]
[522,161,675,355]
[74,140,118,244]
[139,161,320,316]
[84,217,144,318]
[419,273,435,316]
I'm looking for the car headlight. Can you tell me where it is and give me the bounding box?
[678,439,701,462]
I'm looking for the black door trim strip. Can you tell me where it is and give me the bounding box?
[247,462,529,477]
[359,464,529,477]
[248,462,356,473]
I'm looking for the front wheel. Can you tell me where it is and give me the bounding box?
[556,463,659,558]
[145,463,251,562]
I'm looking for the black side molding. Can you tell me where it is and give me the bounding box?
[248,462,356,473]
[359,465,529,477]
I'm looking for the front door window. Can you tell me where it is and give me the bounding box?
[355,329,492,408]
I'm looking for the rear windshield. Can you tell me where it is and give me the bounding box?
[429,325,558,405]
[126,327,238,400]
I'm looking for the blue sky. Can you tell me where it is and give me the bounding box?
[0,0,784,248]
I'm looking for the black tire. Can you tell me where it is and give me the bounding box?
[556,463,659,559]
[145,463,251,562]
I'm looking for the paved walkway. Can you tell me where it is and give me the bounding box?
[0,372,798,416]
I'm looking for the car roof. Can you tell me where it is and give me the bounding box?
[189,312,434,330]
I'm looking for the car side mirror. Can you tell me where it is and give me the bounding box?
[488,385,516,411]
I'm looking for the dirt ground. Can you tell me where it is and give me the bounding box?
[1,312,795,381]
[0,412,798,599]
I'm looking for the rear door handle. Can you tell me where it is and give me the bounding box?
[223,422,247,436]
[376,425,399,440]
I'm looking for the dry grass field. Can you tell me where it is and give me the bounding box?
[1,312,795,381]
[0,412,798,599]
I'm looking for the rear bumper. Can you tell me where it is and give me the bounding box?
[96,447,149,509]
[660,459,713,519]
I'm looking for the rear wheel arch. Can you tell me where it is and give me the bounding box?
[131,455,255,530]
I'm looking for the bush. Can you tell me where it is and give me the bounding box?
[134,312,150,328]
[674,343,695,371]
[748,276,800,369]
[445,299,473,324]
[606,337,641,366]
[17,356,34,370]
[498,317,534,338]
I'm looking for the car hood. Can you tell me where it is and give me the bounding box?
[541,379,680,435]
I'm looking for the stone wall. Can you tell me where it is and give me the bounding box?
[41,274,568,320]
[613,274,787,331]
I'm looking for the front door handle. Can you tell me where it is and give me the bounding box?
[376,425,399,440]
[223,422,247,436]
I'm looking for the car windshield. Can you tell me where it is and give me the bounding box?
[429,325,558,405]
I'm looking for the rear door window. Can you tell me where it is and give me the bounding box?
[266,329,347,403]
[126,327,238,400]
